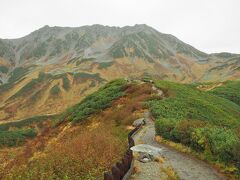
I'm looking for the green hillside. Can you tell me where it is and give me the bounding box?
[58,79,127,124]
[149,80,240,170]
[211,80,240,106]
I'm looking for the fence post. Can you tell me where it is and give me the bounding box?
[111,165,121,180]
[125,154,131,169]
[104,172,113,180]
[126,149,133,161]
[104,125,141,179]
[123,156,130,173]
[116,162,124,179]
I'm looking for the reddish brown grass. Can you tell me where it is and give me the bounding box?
[0,82,154,179]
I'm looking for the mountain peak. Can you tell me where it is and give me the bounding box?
[42,25,50,29]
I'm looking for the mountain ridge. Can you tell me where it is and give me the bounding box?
[0,24,239,69]
[0,24,239,121]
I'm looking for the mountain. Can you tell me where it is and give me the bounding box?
[0,24,239,121]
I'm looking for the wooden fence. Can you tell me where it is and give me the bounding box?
[103,125,141,180]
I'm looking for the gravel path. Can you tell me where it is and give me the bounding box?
[131,111,226,180]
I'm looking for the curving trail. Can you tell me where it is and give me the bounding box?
[131,84,226,180]
[132,111,225,180]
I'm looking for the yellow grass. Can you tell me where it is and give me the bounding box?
[161,166,179,180]
[155,156,165,164]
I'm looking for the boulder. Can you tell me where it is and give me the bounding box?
[138,152,154,163]
[131,144,162,156]
[152,86,157,91]
[140,157,151,163]
[157,89,163,96]
[132,118,145,127]
[131,144,162,163]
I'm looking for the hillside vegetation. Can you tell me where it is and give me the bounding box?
[0,129,36,147]
[58,79,127,123]
[149,80,240,173]
[0,115,53,147]
[211,80,240,106]
[0,80,155,179]
[0,71,106,121]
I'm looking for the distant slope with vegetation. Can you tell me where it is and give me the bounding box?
[59,79,127,123]
[210,80,240,106]
[0,24,240,122]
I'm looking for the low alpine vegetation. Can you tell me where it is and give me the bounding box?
[149,80,240,174]
[0,129,36,147]
[211,80,240,106]
[59,79,128,123]
[0,80,154,179]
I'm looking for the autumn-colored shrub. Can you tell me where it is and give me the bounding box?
[0,81,154,179]
[171,120,206,145]
[4,124,127,179]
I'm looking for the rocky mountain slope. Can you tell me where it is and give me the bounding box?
[0,24,239,121]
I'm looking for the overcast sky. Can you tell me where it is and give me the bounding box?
[0,0,239,53]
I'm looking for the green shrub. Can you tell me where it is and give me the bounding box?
[207,128,238,162]
[98,62,114,69]
[0,66,8,73]
[211,80,240,106]
[151,80,240,167]
[61,79,127,123]
[190,127,208,152]
[8,67,29,83]
[171,120,206,144]
[232,142,240,166]
[0,115,51,131]
[148,81,240,128]
[73,72,105,83]
[62,75,70,90]
[191,127,239,162]
[50,85,61,96]
[0,82,15,94]
[0,129,37,147]
[51,73,71,90]
[155,118,179,139]
[9,72,51,100]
